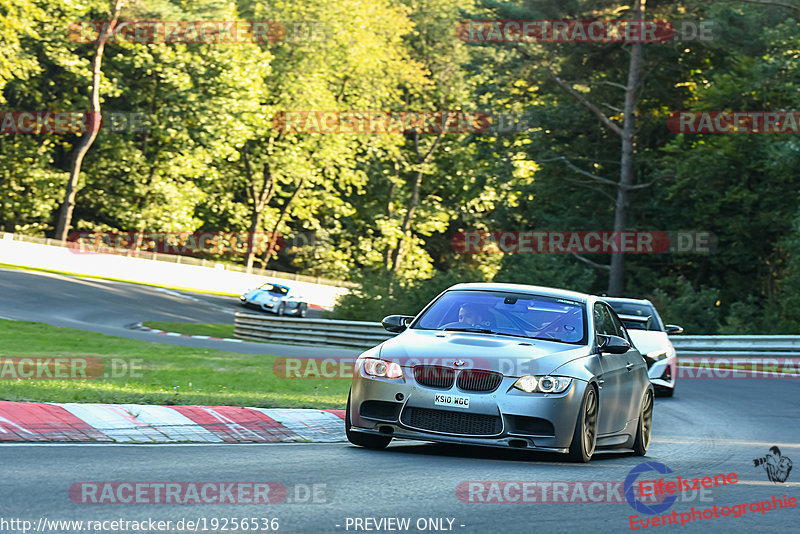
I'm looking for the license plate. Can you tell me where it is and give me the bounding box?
[434,394,470,409]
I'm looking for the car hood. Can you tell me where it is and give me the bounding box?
[244,289,271,298]
[627,330,673,356]
[378,329,590,377]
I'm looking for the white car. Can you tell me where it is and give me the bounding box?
[239,282,309,317]
[602,297,683,397]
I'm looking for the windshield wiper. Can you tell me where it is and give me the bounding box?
[441,328,532,340]
[526,335,573,344]
[439,327,572,342]
[442,327,496,334]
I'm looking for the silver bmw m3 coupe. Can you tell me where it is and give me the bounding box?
[345,283,654,462]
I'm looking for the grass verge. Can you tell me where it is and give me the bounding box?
[0,319,349,408]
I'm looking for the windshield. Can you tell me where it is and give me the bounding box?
[605,301,663,331]
[259,283,289,296]
[620,317,652,331]
[412,290,586,344]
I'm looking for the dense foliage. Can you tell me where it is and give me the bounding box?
[2,0,799,333]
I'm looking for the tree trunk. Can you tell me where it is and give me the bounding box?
[54,0,124,241]
[607,0,644,296]
[390,169,422,272]
[382,173,397,270]
[245,209,262,272]
[242,143,274,272]
[389,132,444,273]
[263,177,305,264]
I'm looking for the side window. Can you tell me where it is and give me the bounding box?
[593,303,610,336]
[603,304,625,338]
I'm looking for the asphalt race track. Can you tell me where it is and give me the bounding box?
[1,268,799,533]
[1,379,797,533]
[0,267,357,358]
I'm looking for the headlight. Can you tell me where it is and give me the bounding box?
[271,296,279,301]
[646,350,669,361]
[362,358,403,379]
[512,375,572,394]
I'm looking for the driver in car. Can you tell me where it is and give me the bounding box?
[458,303,489,326]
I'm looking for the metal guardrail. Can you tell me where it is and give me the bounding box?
[2,232,355,288]
[669,335,800,359]
[234,313,394,348]
[234,314,800,355]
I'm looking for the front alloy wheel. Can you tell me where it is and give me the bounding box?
[568,385,598,462]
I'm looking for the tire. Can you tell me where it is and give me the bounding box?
[298,303,308,318]
[567,385,598,463]
[633,388,654,456]
[345,392,392,449]
[659,385,675,398]
[276,302,286,316]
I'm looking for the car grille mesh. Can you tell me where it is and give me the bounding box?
[413,366,455,389]
[402,407,502,436]
[456,369,503,392]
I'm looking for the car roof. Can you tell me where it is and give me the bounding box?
[601,296,653,306]
[447,282,591,303]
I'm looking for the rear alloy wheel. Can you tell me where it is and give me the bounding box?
[633,388,654,456]
[567,386,598,462]
[298,303,308,318]
[345,392,392,449]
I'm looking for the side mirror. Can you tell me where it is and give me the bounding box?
[598,334,631,354]
[382,315,413,333]
[665,324,684,335]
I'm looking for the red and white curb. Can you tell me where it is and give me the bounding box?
[129,322,243,343]
[0,401,346,443]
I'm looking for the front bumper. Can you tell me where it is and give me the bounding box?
[240,297,303,315]
[349,366,589,452]
[647,355,676,389]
